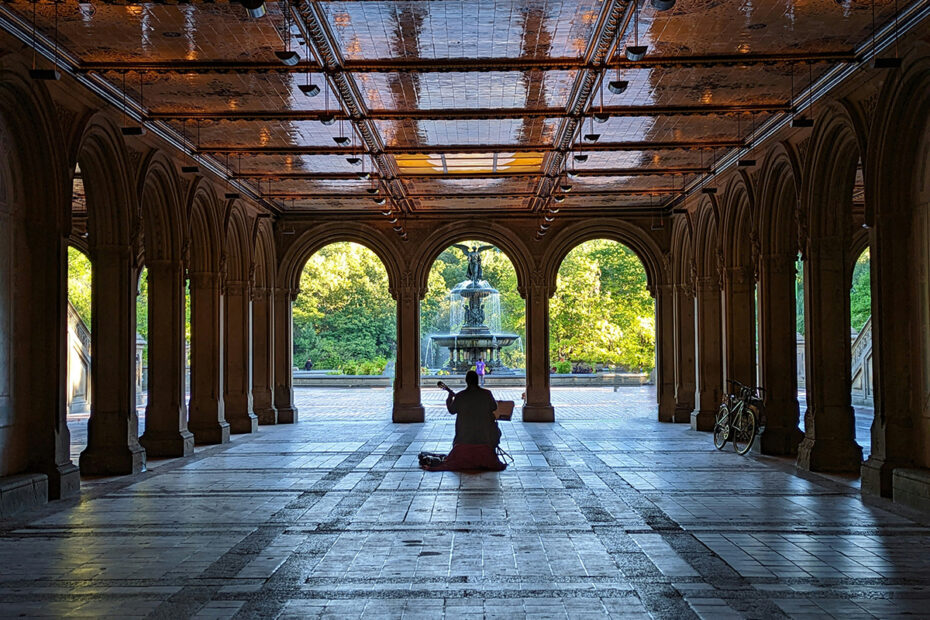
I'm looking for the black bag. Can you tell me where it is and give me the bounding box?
[418,452,446,468]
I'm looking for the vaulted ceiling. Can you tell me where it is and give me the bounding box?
[6,0,902,218]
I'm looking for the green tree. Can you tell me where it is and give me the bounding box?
[549,240,655,371]
[850,248,871,331]
[292,242,395,370]
[67,246,92,326]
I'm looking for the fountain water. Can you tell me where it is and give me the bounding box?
[429,245,519,373]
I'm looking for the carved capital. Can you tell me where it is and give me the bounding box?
[225,280,250,297]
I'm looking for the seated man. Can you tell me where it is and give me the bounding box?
[419,370,506,472]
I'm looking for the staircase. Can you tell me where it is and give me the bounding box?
[67,302,92,414]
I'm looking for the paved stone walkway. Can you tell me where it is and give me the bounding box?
[5,387,925,618]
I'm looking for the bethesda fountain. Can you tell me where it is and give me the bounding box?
[429,244,519,373]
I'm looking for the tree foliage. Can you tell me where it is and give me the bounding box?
[67,246,92,326]
[293,242,395,370]
[549,240,655,371]
[796,249,871,336]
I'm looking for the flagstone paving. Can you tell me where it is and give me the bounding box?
[5,386,928,618]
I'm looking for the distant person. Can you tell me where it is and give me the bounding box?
[476,358,486,386]
[419,371,506,472]
[303,358,313,371]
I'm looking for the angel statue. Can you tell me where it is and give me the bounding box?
[452,243,494,283]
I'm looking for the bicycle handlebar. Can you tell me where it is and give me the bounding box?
[726,379,766,400]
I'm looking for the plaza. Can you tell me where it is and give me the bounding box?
[1,387,920,618]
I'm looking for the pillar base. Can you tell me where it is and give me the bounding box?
[755,425,804,456]
[691,409,716,432]
[276,407,298,424]
[46,462,81,500]
[255,407,278,425]
[189,421,230,445]
[140,429,195,457]
[862,456,900,498]
[796,436,863,473]
[522,404,555,422]
[393,403,425,423]
[228,414,258,434]
[891,467,930,512]
[673,404,694,423]
[79,444,146,476]
[0,474,48,519]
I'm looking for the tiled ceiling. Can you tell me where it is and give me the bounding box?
[10,0,903,213]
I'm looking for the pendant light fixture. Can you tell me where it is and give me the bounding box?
[120,73,146,136]
[871,0,902,68]
[298,39,320,96]
[320,82,336,125]
[625,0,648,61]
[583,116,600,142]
[241,0,266,19]
[276,8,300,66]
[29,1,60,80]
[593,74,609,123]
[790,63,814,128]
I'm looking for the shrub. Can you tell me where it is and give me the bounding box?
[553,361,572,374]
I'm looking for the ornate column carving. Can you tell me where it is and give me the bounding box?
[188,271,229,444]
[655,283,676,422]
[392,272,425,423]
[523,278,554,422]
[140,259,194,456]
[692,275,723,431]
[80,243,146,475]
[272,287,298,423]
[796,237,862,472]
[251,287,277,425]
[757,253,803,455]
[673,283,696,421]
[224,279,257,434]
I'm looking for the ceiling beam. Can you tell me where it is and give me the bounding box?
[236,167,708,180]
[149,103,788,122]
[197,140,743,156]
[264,188,684,199]
[76,52,858,74]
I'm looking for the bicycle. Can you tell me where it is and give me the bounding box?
[714,379,765,455]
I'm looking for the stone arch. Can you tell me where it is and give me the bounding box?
[75,115,134,248]
[541,219,666,295]
[252,217,275,290]
[804,102,863,240]
[859,47,930,493]
[758,143,801,257]
[186,179,223,274]
[278,222,400,295]
[139,151,185,264]
[720,173,756,271]
[224,202,251,283]
[693,196,721,280]
[670,215,694,289]
[415,222,531,298]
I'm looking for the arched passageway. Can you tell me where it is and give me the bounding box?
[549,239,657,419]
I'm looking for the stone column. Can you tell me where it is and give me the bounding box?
[187,271,228,444]
[16,215,80,499]
[757,253,803,455]
[272,287,298,423]
[673,283,696,422]
[655,284,676,422]
[723,265,757,387]
[224,280,257,434]
[393,279,424,422]
[139,259,194,456]
[692,276,723,431]
[252,287,277,425]
[80,244,146,474]
[862,212,912,496]
[524,283,554,422]
[796,237,862,472]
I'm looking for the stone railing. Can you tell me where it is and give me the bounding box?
[850,316,873,405]
[67,302,92,414]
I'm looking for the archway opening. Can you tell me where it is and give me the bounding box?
[550,239,655,419]
[136,266,149,436]
[291,242,396,418]
[849,246,872,457]
[66,245,92,461]
[420,241,525,412]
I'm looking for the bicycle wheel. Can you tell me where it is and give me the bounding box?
[713,404,729,450]
[733,407,757,455]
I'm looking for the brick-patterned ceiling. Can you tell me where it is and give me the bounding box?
[8,0,902,216]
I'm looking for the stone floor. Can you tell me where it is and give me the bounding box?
[4,387,923,618]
